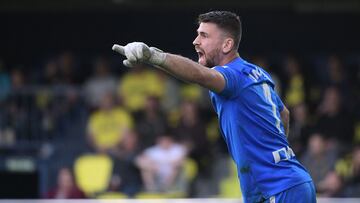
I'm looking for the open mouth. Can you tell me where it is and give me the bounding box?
[196,49,204,58]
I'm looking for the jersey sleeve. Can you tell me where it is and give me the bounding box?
[213,66,239,98]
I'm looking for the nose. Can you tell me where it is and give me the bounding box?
[193,35,200,46]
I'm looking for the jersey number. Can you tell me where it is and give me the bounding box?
[262,83,282,133]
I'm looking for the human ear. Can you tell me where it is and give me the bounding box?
[223,38,234,54]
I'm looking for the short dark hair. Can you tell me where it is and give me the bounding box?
[198,11,242,50]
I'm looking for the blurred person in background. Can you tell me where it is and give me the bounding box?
[135,96,168,150]
[301,132,336,189]
[117,64,164,112]
[324,56,350,92]
[343,145,360,197]
[39,58,60,86]
[0,60,10,101]
[11,68,26,92]
[0,60,11,144]
[173,100,212,177]
[113,10,315,203]
[57,51,80,85]
[5,68,31,141]
[83,57,117,109]
[157,71,182,112]
[136,132,187,193]
[44,167,86,199]
[282,56,305,109]
[110,129,143,197]
[315,86,354,151]
[288,103,312,156]
[326,55,356,112]
[87,92,133,154]
[313,55,354,112]
[317,170,344,197]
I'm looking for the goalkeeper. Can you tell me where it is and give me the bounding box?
[113,11,316,203]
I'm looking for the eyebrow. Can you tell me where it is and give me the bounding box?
[197,30,208,36]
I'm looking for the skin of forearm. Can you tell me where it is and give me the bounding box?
[160,54,208,83]
[159,54,222,92]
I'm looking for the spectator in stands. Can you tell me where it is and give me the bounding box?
[282,56,305,108]
[57,51,80,85]
[40,58,60,85]
[316,86,354,148]
[6,68,31,141]
[83,57,117,109]
[0,60,11,142]
[11,68,26,91]
[173,100,212,176]
[325,55,349,90]
[112,129,143,197]
[136,132,187,193]
[301,133,336,189]
[118,64,164,112]
[317,170,344,197]
[87,92,133,154]
[158,71,182,112]
[44,167,86,199]
[316,55,354,111]
[289,103,312,156]
[135,96,168,150]
[0,60,10,101]
[343,146,360,197]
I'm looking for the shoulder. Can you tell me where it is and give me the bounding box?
[211,58,255,97]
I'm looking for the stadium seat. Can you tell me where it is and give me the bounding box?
[219,159,242,198]
[183,158,198,182]
[354,121,360,143]
[74,154,113,197]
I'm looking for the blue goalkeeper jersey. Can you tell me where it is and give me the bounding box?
[209,57,312,201]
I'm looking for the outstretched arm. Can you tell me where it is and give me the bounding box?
[160,54,225,93]
[112,42,225,93]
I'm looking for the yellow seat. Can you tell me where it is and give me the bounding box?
[219,177,242,198]
[74,154,113,196]
[183,158,198,182]
[354,121,360,143]
[97,192,128,199]
[219,159,242,198]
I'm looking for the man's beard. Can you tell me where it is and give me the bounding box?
[204,58,216,68]
[201,49,220,68]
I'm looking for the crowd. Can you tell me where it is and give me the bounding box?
[0,51,359,198]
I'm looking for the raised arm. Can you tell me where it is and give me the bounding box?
[112,42,225,93]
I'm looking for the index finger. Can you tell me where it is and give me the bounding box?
[112,44,125,55]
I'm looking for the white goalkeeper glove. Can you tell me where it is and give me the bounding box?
[112,42,166,67]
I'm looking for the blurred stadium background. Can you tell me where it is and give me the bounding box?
[0,0,359,201]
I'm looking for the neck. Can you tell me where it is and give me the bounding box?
[219,51,239,66]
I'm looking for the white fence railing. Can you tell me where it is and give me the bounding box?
[2,198,360,203]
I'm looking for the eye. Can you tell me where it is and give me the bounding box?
[199,32,208,38]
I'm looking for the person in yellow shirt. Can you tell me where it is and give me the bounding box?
[283,56,305,108]
[118,64,164,112]
[87,92,134,153]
